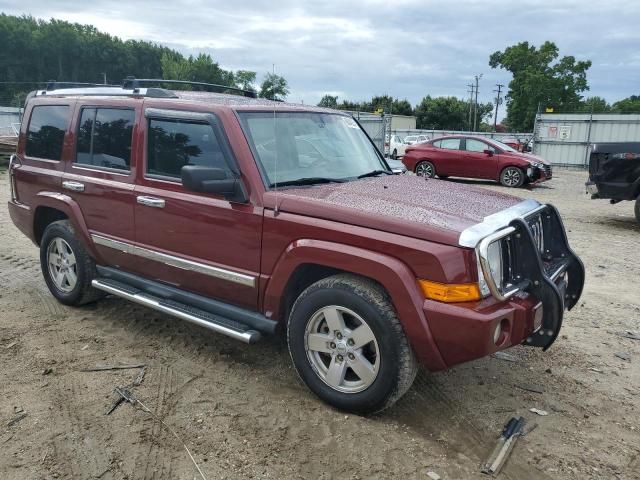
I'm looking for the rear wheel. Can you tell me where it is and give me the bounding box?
[415,161,436,178]
[500,166,525,187]
[635,196,640,223]
[287,274,418,414]
[40,220,103,306]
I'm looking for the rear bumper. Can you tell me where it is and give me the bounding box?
[8,200,36,244]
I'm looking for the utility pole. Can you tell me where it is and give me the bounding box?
[493,83,504,132]
[467,84,475,131]
[473,74,482,132]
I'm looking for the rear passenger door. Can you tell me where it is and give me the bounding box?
[64,103,139,271]
[133,108,262,311]
[432,138,463,176]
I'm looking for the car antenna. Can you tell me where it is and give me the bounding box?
[273,63,280,217]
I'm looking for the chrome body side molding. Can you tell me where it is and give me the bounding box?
[91,234,256,287]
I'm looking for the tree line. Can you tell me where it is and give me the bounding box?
[0,14,289,105]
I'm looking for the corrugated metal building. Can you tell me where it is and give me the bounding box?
[533,113,640,167]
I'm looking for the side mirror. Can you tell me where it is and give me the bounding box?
[483,149,494,157]
[181,165,248,203]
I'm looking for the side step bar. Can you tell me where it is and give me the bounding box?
[92,278,261,344]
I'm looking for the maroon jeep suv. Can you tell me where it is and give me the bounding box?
[8,79,584,413]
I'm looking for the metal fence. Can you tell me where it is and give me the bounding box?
[532,113,640,168]
[347,111,390,154]
[392,129,533,145]
[0,108,21,136]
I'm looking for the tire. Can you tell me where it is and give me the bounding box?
[500,166,525,188]
[287,274,418,414]
[635,196,640,223]
[40,220,104,306]
[391,149,397,160]
[415,160,436,178]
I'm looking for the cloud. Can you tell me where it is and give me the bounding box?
[1,0,639,106]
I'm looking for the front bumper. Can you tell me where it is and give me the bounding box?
[527,164,552,183]
[426,204,584,368]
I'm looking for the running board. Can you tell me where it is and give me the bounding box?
[92,278,261,344]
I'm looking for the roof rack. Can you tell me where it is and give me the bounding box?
[46,80,108,91]
[122,77,258,98]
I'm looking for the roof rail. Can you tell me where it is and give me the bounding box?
[122,77,258,98]
[46,80,108,91]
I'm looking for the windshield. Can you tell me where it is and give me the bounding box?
[491,139,519,153]
[239,112,387,186]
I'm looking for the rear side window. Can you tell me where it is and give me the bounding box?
[434,138,461,150]
[76,108,135,171]
[147,119,230,179]
[25,105,70,160]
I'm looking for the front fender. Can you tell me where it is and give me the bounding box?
[263,238,447,371]
[34,191,102,261]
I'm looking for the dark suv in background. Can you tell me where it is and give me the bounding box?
[8,79,584,413]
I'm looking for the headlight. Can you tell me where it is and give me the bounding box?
[477,227,517,301]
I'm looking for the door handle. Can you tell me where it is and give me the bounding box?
[62,181,85,192]
[137,196,165,208]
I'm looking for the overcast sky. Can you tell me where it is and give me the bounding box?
[3,0,640,109]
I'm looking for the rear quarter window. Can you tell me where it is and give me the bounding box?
[25,105,70,160]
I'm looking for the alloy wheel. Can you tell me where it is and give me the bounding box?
[502,167,522,187]
[47,237,78,292]
[416,162,434,177]
[304,305,380,393]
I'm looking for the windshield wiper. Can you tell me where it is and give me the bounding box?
[269,177,347,188]
[357,169,392,179]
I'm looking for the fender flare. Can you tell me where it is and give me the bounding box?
[34,191,102,261]
[263,239,447,371]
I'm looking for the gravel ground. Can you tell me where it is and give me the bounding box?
[0,169,638,480]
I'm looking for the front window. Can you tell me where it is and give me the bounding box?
[239,112,387,187]
[465,138,492,153]
[491,139,518,153]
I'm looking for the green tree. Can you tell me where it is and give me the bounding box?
[415,96,492,130]
[317,94,338,108]
[578,96,612,113]
[489,41,592,131]
[234,70,257,91]
[259,73,289,101]
[612,95,640,113]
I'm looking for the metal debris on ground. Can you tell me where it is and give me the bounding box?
[491,351,518,362]
[7,413,27,427]
[614,352,631,362]
[482,416,525,475]
[426,471,441,480]
[588,367,603,373]
[81,363,146,372]
[106,367,147,415]
[529,408,549,416]
[112,389,207,480]
[515,384,545,394]
[618,331,640,341]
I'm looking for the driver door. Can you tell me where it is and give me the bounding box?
[132,107,262,310]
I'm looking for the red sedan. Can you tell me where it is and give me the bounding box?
[402,135,552,187]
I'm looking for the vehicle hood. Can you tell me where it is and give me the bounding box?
[264,175,526,247]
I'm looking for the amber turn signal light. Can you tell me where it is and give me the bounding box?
[418,279,482,303]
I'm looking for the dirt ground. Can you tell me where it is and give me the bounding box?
[0,169,638,480]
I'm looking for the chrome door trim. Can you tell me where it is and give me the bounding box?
[91,234,256,287]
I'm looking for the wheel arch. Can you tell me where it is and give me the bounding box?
[263,239,447,371]
[33,192,100,259]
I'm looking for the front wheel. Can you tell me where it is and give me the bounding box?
[415,160,436,178]
[500,166,525,187]
[40,220,104,306]
[287,274,418,414]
